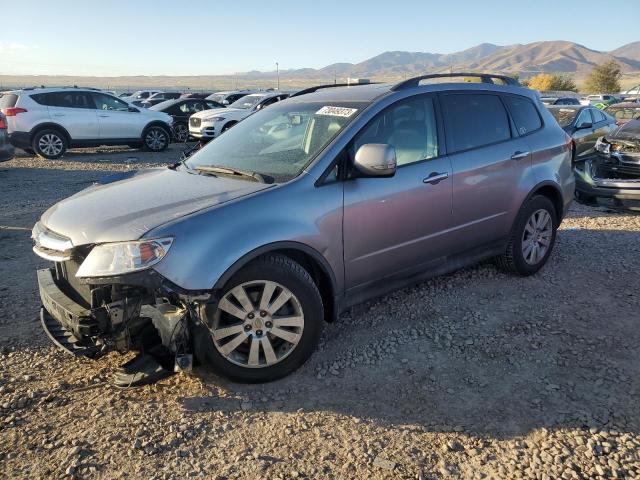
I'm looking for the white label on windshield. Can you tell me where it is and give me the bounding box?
[316,106,358,117]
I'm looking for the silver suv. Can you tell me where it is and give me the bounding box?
[33,74,574,385]
[1,87,173,159]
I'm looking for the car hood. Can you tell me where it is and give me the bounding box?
[40,167,272,246]
[192,108,245,119]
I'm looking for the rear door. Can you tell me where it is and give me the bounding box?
[591,107,616,137]
[39,91,99,140]
[343,94,454,290]
[92,93,144,139]
[440,92,533,250]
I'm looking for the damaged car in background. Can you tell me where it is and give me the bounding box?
[575,119,640,207]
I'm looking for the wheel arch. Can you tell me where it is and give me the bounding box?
[213,241,339,323]
[30,123,72,143]
[142,120,171,138]
[524,181,565,222]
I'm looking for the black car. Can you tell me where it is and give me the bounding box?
[575,119,640,205]
[541,97,581,106]
[150,98,224,142]
[141,92,182,108]
[180,92,213,99]
[0,112,15,161]
[547,105,617,162]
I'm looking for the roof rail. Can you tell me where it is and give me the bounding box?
[391,73,520,91]
[290,82,378,98]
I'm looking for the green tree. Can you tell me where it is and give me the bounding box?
[549,75,577,92]
[584,61,622,93]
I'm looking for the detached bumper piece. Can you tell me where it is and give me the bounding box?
[38,268,102,357]
[574,155,640,206]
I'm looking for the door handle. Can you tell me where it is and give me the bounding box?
[511,151,530,160]
[52,113,65,117]
[98,114,110,118]
[423,172,449,184]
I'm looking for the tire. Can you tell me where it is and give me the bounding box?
[575,190,597,206]
[142,125,170,152]
[173,122,189,143]
[200,254,323,383]
[496,195,557,276]
[221,121,237,133]
[32,129,67,159]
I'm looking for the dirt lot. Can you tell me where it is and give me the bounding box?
[1,146,639,480]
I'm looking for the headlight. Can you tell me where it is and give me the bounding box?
[76,237,173,278]
[595,137,610,156]
[203,116,225,123]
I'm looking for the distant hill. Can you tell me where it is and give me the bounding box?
[1,40,639,91]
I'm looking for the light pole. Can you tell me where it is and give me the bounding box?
[276,62,279,90]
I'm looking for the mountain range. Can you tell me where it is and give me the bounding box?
[269,40,640,80]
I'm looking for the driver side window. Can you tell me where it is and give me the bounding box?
[351,96,439,166]
[92,93,130,112]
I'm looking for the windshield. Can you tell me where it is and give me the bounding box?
[229,94,268,109]
[185,101,366,183]
[548,108,579,127]
[207,94,226,103]
[149,100,175,111]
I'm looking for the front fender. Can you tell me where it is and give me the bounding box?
[147,178,344,293]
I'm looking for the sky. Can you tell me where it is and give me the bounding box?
[0,0,638,77]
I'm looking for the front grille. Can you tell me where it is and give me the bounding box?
[190,117,201,128]
[54,258,92,308]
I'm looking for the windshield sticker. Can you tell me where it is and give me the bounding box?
[316,106,358,117]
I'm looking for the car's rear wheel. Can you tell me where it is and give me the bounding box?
[32,129,67,159]
[200,254,323,383]
[173,122,189,143]
[143,126,170,152]
[496,195,557,276]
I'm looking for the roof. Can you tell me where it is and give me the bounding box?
[546,105,586,111]
[7,86,103,94]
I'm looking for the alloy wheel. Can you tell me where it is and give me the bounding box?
[521,209,553,265]
[145,128,167,150]
[174,124,189,143]
[38,134,63,157]
[211,280,305,368]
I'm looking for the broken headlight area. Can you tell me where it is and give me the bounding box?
[38,253,206,372]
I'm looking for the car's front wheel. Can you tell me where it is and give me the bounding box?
[496,195,558,276]
[143,126,170,152]
[173,122,189,143]
[33,129,67,159]
[199,254,323,383]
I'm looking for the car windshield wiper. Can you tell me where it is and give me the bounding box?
[194,165,270,183]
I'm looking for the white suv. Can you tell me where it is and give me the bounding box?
[1,87,173,159]
[189,92,289,140]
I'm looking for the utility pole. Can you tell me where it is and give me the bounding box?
[334,69,337,85]
[276,62,280,90]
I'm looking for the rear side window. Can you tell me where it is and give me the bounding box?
[0,93,18,109]
[592,109,607,123]
[441,94,511,153]
[503,95,542,136]
[32,92,94,109]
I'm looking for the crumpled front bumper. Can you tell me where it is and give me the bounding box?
[37,268,104,357]
[574,156,640,201]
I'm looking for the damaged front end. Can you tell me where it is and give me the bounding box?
[574,132,640,206]
[33,223,210,373]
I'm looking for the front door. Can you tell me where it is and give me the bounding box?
[343,94,453,291]
[92,93,144,139]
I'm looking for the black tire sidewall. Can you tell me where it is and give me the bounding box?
[174,123,188,143]
[32,129,67,159]
[511,196,558,275]
[143,126,170,151]
[202,258,323,383]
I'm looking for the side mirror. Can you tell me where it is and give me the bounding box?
[576,121,592,129]
[353,144,397,178]
[128,107,139,113]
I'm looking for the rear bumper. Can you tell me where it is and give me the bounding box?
[8,131,31,150]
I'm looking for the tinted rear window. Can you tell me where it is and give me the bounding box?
[441,94,511,152]
[0,93,18,109]
[548,108,579,127]
[503,95,542,135]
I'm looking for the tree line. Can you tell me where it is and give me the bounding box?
[520,60,623,93]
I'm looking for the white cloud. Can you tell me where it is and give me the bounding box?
[0,42,34,54]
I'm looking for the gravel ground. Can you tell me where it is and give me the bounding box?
[1,147,639,479]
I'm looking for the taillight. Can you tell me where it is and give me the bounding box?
[1,107,27,117]
[565,133,575,160]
